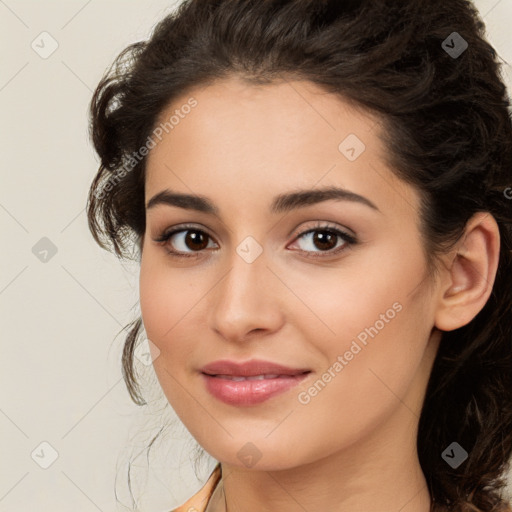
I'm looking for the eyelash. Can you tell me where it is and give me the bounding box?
[153,222,357,259]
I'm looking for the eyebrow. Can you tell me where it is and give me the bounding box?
[146,186,379,215]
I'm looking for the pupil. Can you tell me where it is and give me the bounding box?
[314,231,336,251]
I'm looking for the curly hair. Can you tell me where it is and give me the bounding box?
[86,0,512,510]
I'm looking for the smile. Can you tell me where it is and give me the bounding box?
[201,373,310,406]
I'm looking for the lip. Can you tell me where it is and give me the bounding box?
[200,359,311,406]
[201,359,310,377]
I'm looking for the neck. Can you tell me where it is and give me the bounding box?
[210,409,432,512]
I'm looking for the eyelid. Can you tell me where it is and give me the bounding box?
[289,220,356,242]
[153,222,216,243]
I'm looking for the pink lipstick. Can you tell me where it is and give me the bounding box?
[200,359,311,406]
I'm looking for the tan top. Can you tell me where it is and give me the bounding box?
[171,463,222,512]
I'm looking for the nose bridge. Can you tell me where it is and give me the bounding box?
[208,238,284,341]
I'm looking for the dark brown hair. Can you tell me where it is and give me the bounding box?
[86,0,512,510]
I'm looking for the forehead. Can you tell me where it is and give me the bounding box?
[145,76,419,219]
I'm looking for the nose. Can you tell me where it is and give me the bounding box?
[207,247,285,343]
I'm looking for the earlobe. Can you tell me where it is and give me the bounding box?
[434,212,500,332]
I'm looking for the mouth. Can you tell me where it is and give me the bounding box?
[200,358,311,377]
[205,373,308,381]
[199,359,311,406]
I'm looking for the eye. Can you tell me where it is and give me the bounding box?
[153,224,218,257]
[288,223,357,258]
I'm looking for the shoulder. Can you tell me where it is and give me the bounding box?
[170,463,222,512]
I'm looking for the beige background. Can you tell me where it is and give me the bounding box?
[1,1,511,510]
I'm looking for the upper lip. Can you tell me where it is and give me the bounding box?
[200,359,311,377]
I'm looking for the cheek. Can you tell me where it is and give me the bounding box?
[139,249,197,340]
[139,253,192,363]
[286,248,426,354]
[139,260,169,342]
[139,249,216,395]
[139,255,198,411]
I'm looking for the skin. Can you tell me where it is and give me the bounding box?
[139,76,500,512]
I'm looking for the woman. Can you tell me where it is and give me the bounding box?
[86,0,512,510]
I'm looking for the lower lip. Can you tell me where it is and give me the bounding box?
[201,373,310,406]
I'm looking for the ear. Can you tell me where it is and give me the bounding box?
[434,212,500,331]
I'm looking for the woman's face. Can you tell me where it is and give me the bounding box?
[140,77,442,470]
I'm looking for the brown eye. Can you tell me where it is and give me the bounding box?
[155,226,218,256]
[183,230,210,251]
[289,224,357,258]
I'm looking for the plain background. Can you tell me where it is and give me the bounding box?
[1,1,511,511]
